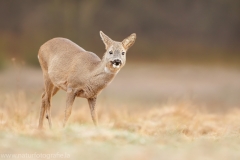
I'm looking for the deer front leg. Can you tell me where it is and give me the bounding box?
[88,97,98,126]
[63,90,76,127]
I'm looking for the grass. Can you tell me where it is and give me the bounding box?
[0,91,240,160]
[0,63,240,159]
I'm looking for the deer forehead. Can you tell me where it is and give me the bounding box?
[108,42,126,52]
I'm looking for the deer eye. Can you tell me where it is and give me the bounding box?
[122,52,125,55]
[109,51,113,55]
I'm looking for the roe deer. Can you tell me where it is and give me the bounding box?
[38,31,136,129]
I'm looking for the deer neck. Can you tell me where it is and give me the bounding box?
[91,58,117,84]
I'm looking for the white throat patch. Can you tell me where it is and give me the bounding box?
[104,66,114,74]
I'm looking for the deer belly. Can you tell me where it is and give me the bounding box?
[75,85,104,98]
[48,73,68,91]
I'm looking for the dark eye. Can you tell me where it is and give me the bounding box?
[122,52,125,55]
[109,51,113,54]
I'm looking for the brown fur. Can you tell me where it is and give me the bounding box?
[38,31,136,129]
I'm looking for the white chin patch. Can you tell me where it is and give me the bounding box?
[104,66,120,74]
[113,64,120,69]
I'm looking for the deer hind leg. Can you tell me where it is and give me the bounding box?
[38,76,54,129]
[63,90,76,127]
[46,87,59,121]
[52,87,59,96]
[45,86,59,128]
[38,92,46,129]
[88,97,98,126]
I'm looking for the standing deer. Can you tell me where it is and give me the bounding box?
[38,31,136,129]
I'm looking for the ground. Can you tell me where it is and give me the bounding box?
[0,63,240,160]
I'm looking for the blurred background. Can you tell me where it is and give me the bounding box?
[0,0,239,66]
[0,0,240,111]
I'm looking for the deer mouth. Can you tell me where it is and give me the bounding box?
[111,59,122,68]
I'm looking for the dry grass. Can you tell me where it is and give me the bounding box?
[0,64,240,159]
[0,91,240,160]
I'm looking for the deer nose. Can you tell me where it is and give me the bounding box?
[113,59,122,65]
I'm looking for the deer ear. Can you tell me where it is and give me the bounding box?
[100,31,113,49]
[122,33,136,50]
